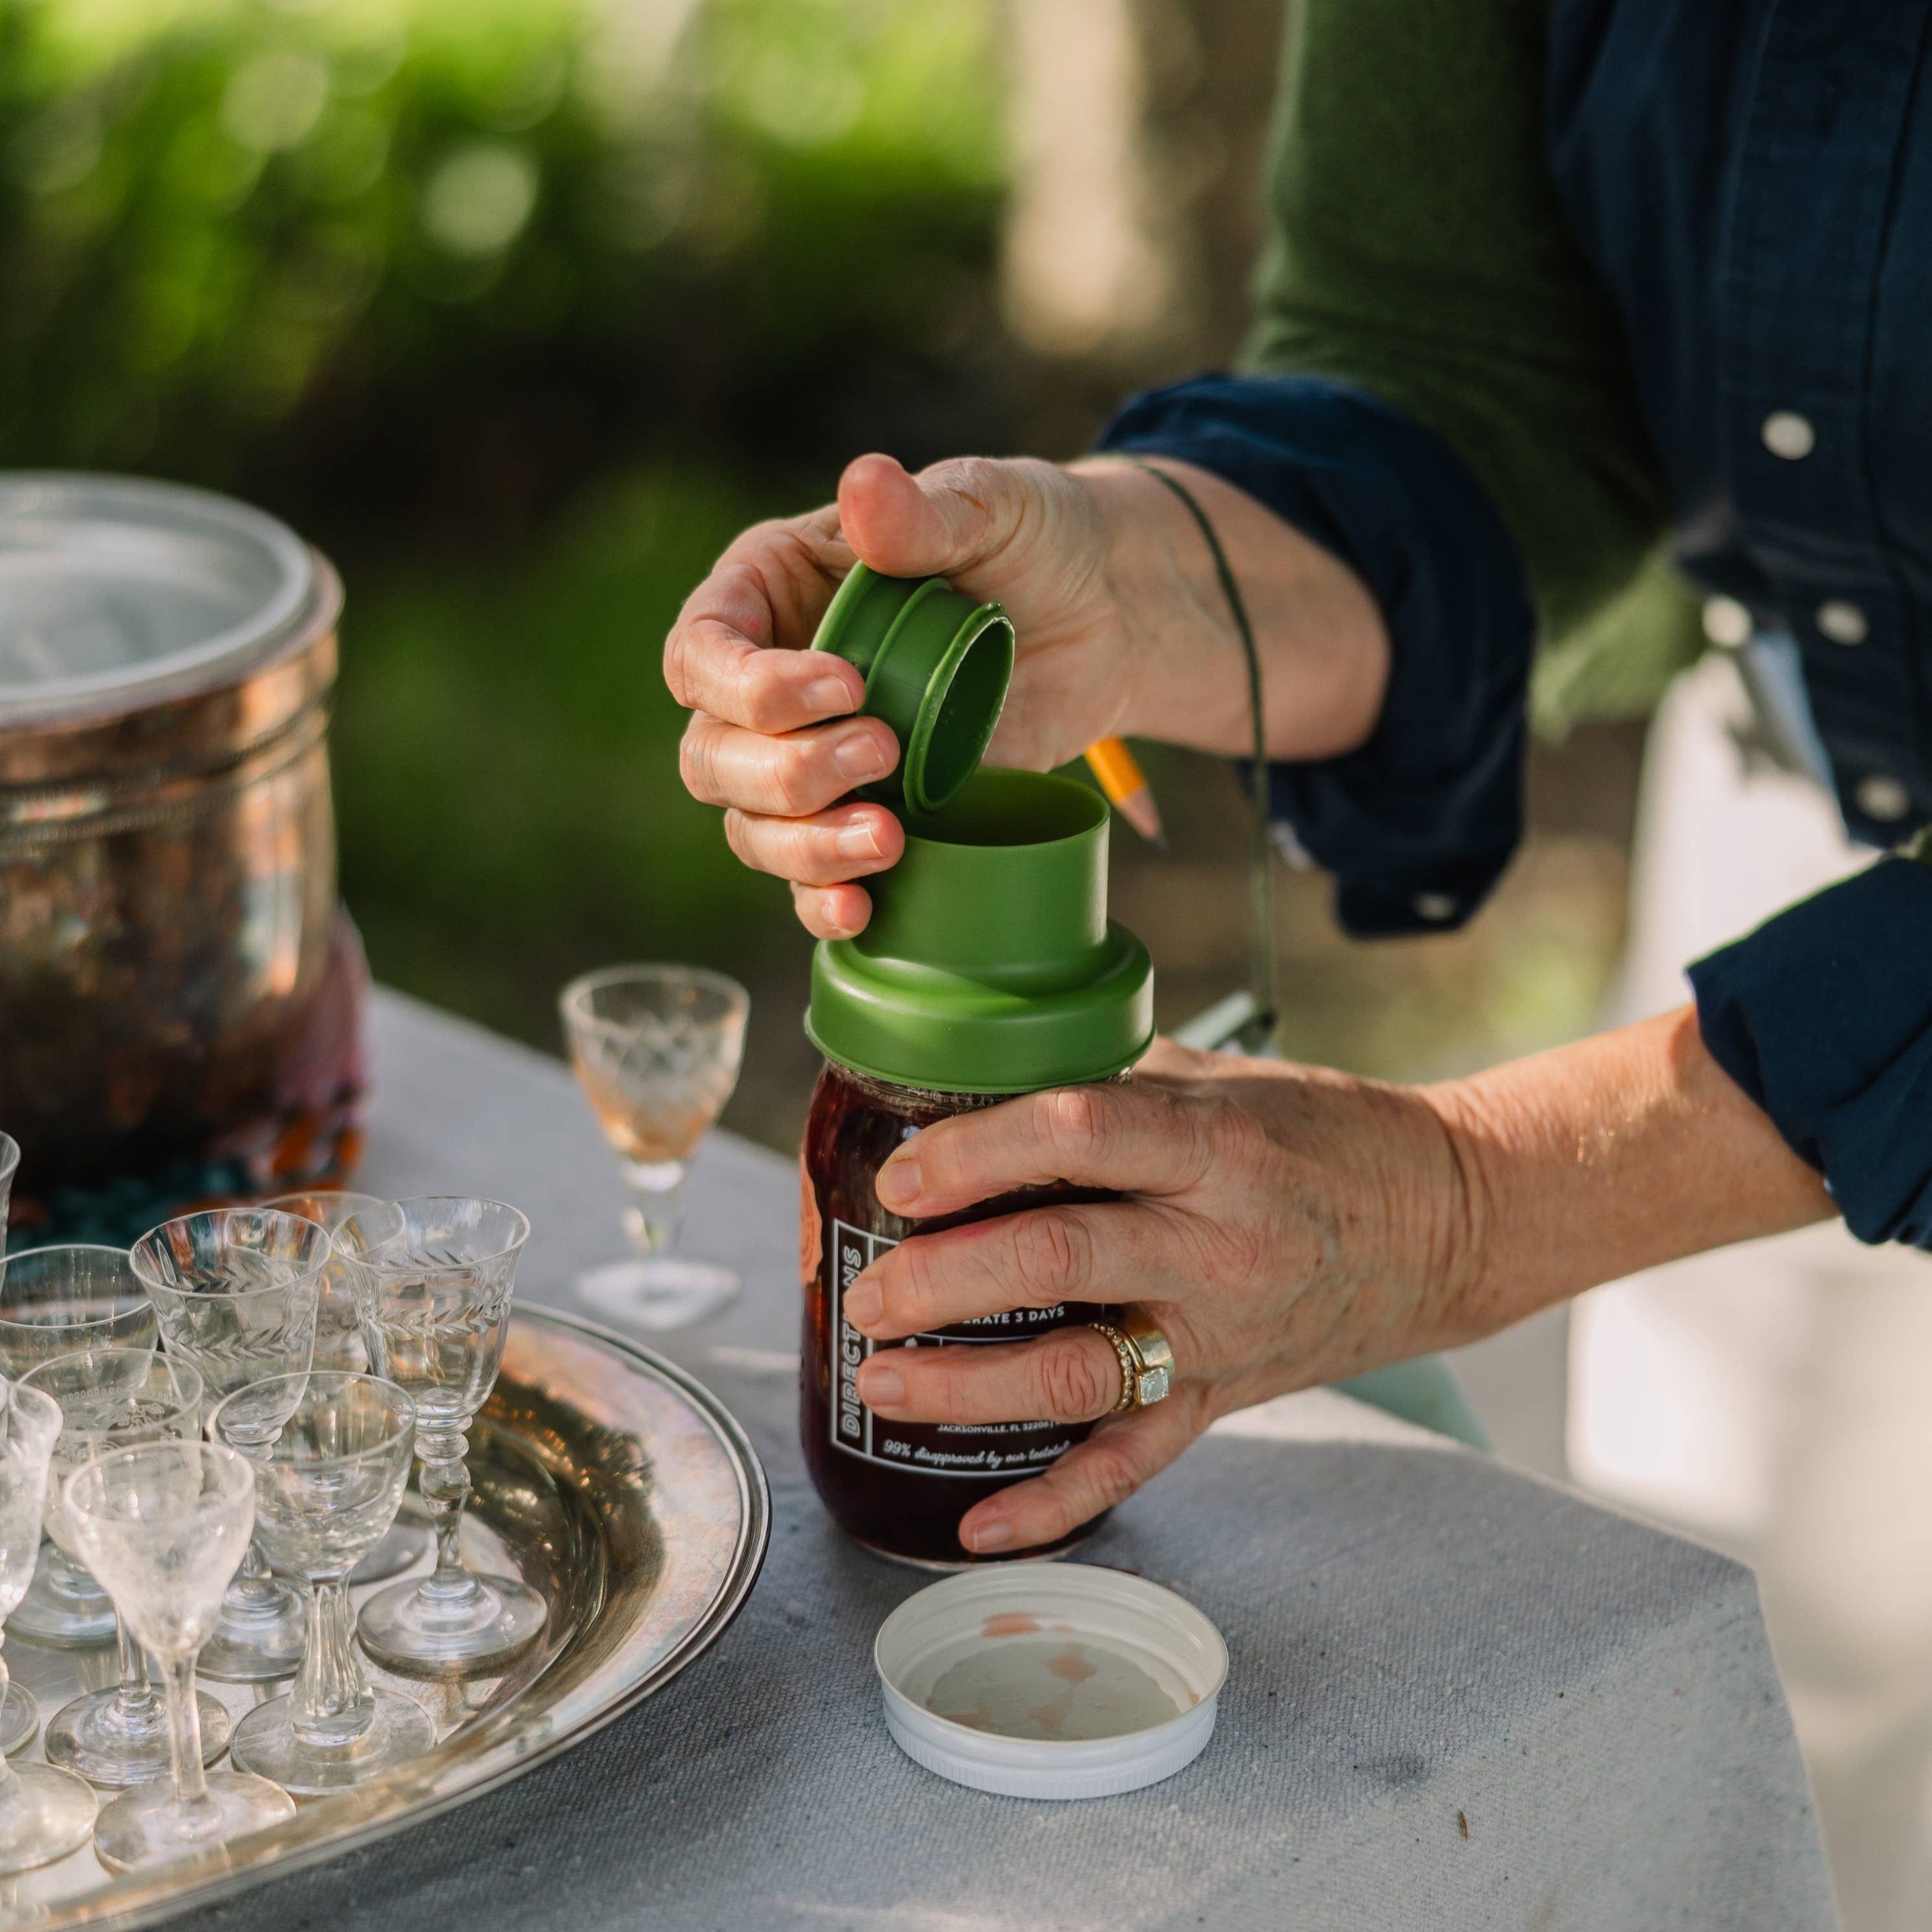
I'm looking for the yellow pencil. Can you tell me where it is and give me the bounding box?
[1084,738,1168,852]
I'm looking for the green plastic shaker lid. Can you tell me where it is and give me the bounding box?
[808,769,1154,1094]
[811,563,1014,815]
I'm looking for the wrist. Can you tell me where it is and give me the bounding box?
[1409,1076,1507,1348]
[1071,454,1391,760]
[1067,458,1252,753]
[1371,1078,1494,1358]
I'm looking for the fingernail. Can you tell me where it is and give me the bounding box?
[805,675,855,717]
[965,1517,1014,1553]
[858,1360,903,1407]
[876,1158,921,1209]
[836,821,883,862]
[808,881,865,937]
[844,1279,883,1327]
[834,728,896,782]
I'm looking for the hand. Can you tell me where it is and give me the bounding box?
[664,452,1389,938]
[839,1006,1837,1557]
[664,452,1151,940]
[840,1038,1472,1555]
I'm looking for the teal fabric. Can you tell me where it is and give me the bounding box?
[1334,1356,1492,1452]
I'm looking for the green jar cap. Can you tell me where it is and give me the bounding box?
[811,563,1014,815]
[807,769,1155,1094]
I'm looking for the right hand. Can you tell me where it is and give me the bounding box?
[663,451,1143,940]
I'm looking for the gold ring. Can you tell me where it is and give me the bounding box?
[1088,1308,1174,1413]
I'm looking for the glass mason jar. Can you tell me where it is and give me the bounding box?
[801,1059,1124,1568]
[798,764,1154,1569]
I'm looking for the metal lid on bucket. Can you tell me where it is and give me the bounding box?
[0,473,323,727]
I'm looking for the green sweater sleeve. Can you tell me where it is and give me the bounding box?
[1245,0,1690,700]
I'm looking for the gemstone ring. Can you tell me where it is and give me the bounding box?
[1089,1310,1175,1413]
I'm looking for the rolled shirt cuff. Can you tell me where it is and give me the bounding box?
[1095,373,1536,937]
[1689,856,1932,1247]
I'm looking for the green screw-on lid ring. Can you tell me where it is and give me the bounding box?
[811,564,1015,815]
[806,769,1155,1093]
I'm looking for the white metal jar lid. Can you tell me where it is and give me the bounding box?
[874,1563,1229,1800]
[0,472,316,725]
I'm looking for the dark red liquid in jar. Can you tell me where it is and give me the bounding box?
[800,1059,1118,1566]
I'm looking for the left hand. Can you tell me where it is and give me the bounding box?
[842,1038,1478,1555]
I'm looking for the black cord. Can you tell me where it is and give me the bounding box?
[1123,457,1278,1051]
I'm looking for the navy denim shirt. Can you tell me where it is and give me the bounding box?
[1099,0,1932,1245]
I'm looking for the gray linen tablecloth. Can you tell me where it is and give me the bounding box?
[163,990,1836,1932]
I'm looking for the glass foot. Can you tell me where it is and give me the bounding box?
[10,1545,117,1648]
[196,1578,306,1684]
[93,1769,295,1874]
[357,1570,548,1678]
[576,1257,738,1333]
[350,1520,429,1587]
[230,1687,434,1795]
[46,1684,232,1789]
[0,1682,37,1757]
[0,1763,97,1875]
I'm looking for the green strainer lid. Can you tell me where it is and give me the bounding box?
[811,564,1014,816]
[808,769,1154,1094]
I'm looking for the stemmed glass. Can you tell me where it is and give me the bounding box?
[64,1441,295,1872]
[338,1198,545,1675]
[130,1209,324,1683]
[0,1245,158,1653]
[0,1135,16,1253]
[19,1350,232,1787]
[559,965,749,1331]
[0,1378,95,1874]
[211,1373,432,1792]
[262,1191,429,1587]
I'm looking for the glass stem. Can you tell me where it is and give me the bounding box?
[289,1579,371,1747]
[158,1652,213,1817]
[223,1443,283,1609]
[0,1636,19,1804]
[45,1544,104,1607]
[111,1616,160,1723]
[230,1537,281,1608]
[621,1159,687,1257]
[417,1425,479,1601]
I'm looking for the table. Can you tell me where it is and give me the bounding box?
[163,990,1837,1932]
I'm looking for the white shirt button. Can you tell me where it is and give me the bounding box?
[1856,774,1911,822]
[1413,892,1458,923]
[1702,597,1752,648]
[1762,411,1816,460]
[1816,599,1868,646]
[1270,822,1312,870]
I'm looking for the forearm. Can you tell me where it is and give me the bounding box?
[1425,1005,1834,1345]
[1071,456,1390,762]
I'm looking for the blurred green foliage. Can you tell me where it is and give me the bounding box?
[331,462,805,1042]
[0,0,1010,524]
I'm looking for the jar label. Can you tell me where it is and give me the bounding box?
[828,1217,1083,1478]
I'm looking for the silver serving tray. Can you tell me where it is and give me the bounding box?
[0,1307,771,1929]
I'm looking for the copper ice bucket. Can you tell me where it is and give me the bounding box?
[0,474,365,1220]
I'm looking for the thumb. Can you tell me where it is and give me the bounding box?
[836,452,1042,581]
